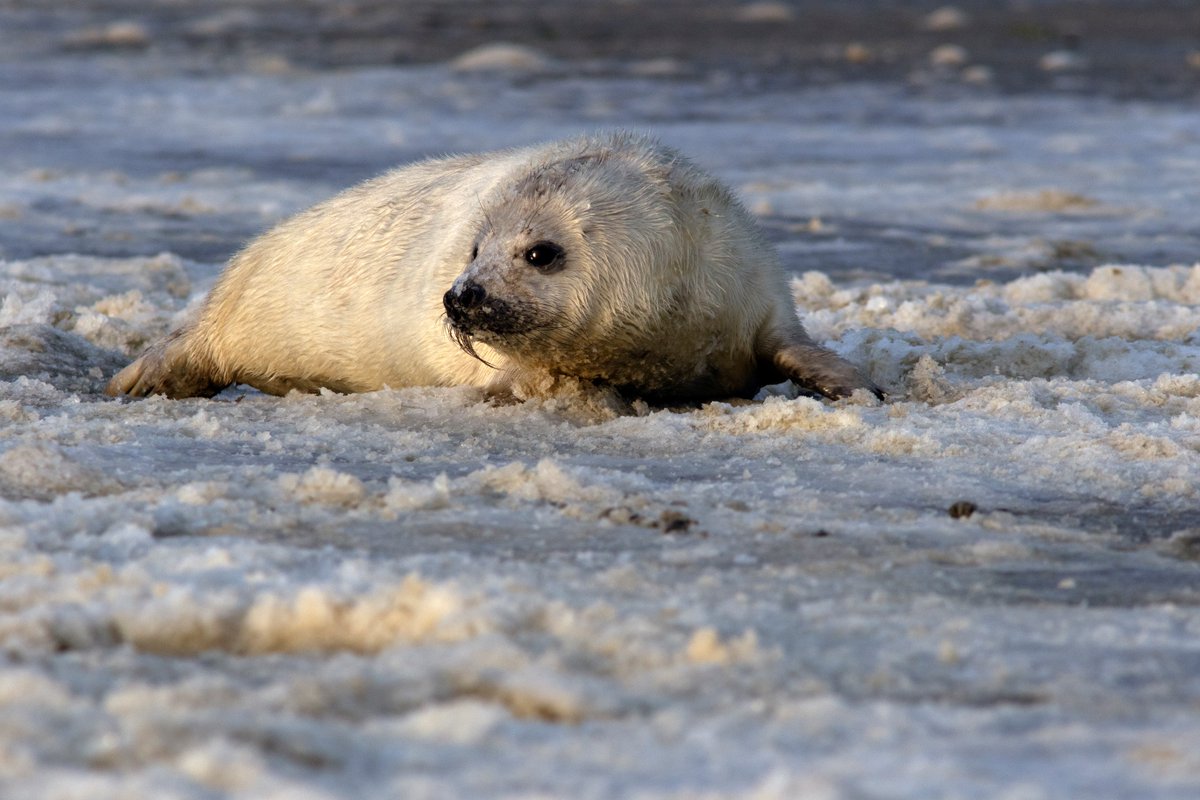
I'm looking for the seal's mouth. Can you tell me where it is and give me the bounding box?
[442,284,557,368]
[442,294,518,367]
[444,285,544,331]
[444,296,515,335]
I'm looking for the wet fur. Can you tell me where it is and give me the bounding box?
[107,132,878,403]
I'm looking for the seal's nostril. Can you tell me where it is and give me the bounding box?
[459,282,486,309]
[444,282,487,317]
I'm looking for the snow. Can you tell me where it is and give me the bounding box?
[2,19,1200,800]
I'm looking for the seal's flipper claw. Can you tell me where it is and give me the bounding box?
[105,329,226,399]
[772,342,880,402]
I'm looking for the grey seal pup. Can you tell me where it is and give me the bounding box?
[107,132,879,403]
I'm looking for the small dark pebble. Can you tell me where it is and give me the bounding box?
[813,529,830,538]
[948,501,977,519]
[659,510,695,533]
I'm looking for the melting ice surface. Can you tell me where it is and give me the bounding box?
[2,42,1200,800]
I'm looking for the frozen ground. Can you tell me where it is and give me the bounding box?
[2,2,1200,799]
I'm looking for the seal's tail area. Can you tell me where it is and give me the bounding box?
[105,328,227,399]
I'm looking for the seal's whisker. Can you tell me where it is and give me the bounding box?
[443,316,497,369]
[475,193,495,233]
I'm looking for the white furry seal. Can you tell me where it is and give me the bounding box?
[107,132,878,403]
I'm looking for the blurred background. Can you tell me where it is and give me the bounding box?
[4,0,1198,98]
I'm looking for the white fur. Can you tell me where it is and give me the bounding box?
[107,132,876,402]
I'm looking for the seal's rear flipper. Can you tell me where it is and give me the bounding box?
[770,341,883,402]
[105,329,226,399]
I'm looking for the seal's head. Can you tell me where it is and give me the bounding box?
[442,135,717,392]
[442,233,571,362]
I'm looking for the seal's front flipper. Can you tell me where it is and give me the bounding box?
[105,328,226,399]
[769,339,883,402]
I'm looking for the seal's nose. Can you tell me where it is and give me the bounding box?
[443,281,487,319]
[458,282,486,309]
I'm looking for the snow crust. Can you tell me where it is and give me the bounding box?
[4,248,1200,798]
[2,31,1200,800]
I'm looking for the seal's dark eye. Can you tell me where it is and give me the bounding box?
[470,245,478,261]
[523,242,565,272]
